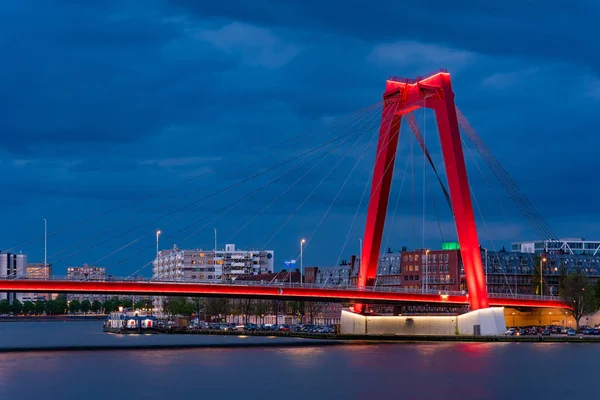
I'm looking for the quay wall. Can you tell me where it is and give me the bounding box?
[341,308,506,336]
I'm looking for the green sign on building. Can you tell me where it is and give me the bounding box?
[441,241,460,250]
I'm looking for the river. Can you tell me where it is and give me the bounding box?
[0,321,595,399]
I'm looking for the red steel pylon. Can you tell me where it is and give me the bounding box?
[356,71,489,312]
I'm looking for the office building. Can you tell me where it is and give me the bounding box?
[67,264,107,303]
[152,244,274,282]
[0,252,26,302]
[152,244,274,314]
[20,262,53,301]
[512,237,600,255]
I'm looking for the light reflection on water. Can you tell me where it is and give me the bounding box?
[0,322,597,399]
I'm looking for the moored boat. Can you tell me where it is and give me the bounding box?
[103,311,158,334]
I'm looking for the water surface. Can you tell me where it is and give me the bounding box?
[0,322,595,399]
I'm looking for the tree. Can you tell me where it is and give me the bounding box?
[55,298,68,314]
[594,279,600,307]
[560,272,598,330]
[69,300,81,313]
[205,298,230,318]
[189,297,205,319]
[287,301,305,322]
[22,301,34,315]
[135,298,152,310]
[44,300,57,315]
[254,300,269,324]
[80,300,91,313]
[305,302,326,324]
[34,300,44,315]
[0,299,9,314]
[102,299,114,313]
[10,299,23,315]
[91,300,102,313]
[239,298,254,323]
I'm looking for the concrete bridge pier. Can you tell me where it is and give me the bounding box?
[340,308,506,336]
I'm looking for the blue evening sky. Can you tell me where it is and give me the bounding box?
[1,0,599,276]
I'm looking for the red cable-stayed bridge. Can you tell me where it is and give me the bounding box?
[0,277,570,309]
[1,70,570,314]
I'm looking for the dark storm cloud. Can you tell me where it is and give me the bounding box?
[170,0,599,72]
[1,0,599,273]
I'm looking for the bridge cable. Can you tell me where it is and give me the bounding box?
[42,102,383,265]
[261,99,399,251]
[286,102,389,261]
[38,105,382,271]
[456,107,556,241]
[93,104,385,275]
[6,101,382,256]
[223,104,385,244]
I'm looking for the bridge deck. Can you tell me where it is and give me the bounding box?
[0,279,570,309]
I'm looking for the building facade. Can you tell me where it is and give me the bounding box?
[152,244,274,282]
[67,264,107,302]
[484,249,600,296]
[152,244,274,314]
[512,238,600,255]
[20,263,53,301]
[399,248,462,292]
[0,252,26,302]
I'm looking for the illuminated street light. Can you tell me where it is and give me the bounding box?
[300,239,306,285]
[156,229,162,259]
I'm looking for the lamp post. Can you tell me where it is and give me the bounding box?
[43,218,47,271]
[156,229,161,259]
[484,247,488,293]
[425,249,430,292]
[359,237,363,270]
[540,256,547,296]
[300,239,306,285]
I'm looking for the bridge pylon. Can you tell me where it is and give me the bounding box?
[356,70,489,312]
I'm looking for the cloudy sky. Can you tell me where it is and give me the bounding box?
[1,0,599,276]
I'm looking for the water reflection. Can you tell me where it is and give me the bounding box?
[273,347,325,368]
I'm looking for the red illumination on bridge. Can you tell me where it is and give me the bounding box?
[358,71,489,312]
[0,280,570,309]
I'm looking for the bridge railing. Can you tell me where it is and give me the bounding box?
[0,275,560,301]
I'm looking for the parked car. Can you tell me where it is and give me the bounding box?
[541,329,550,336]
[567,329,576,336]
[505,328,516,336]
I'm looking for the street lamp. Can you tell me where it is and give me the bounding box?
[43,218,47,271]
[540,256,547,296]
[424,249,430,293]
[300,239,306,285]
[358,237,363,270]
[156,230,161,259]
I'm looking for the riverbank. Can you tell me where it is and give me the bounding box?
[152,329,600,343]
[0,315,107,322]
